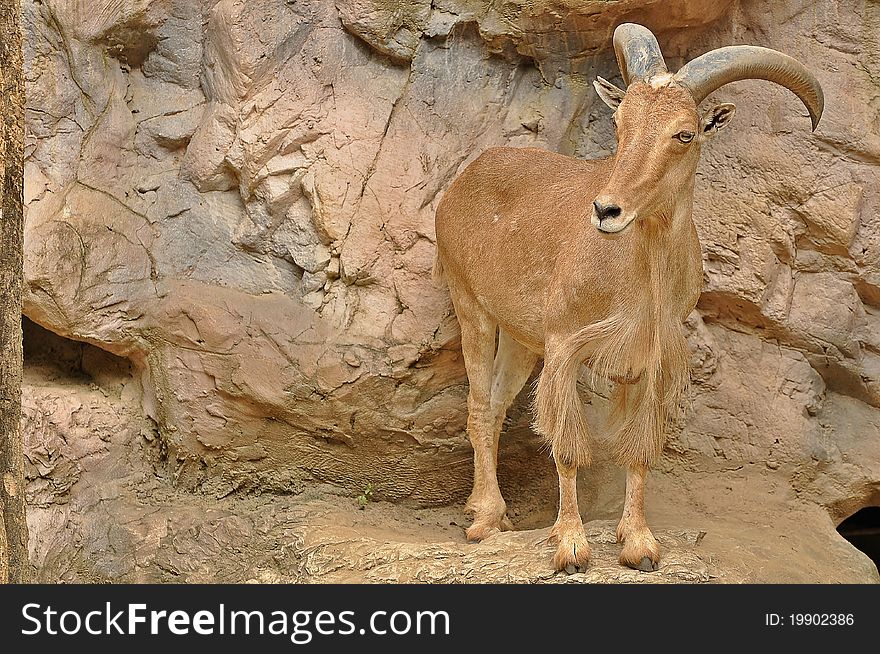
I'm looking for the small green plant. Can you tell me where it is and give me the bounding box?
[357,482,375,510]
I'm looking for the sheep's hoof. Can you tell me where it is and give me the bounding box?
[553,535,590,573]
[634,556,659,573]
[619,528,660,571]
[465,522,501,542]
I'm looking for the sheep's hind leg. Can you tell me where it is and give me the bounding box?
[465,329,539,532]
[454,302,507,541]
[616,464,660,572]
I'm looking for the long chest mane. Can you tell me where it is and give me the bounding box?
[584,231,690,386]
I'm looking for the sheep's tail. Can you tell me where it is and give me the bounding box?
[533,317,622,468]
[432,250,446,284]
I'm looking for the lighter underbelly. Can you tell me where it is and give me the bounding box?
[497,320,545,356]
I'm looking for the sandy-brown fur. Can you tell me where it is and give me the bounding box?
[434,81,707,571]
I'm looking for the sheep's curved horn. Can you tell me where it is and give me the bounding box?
[673,46,824,131]
[613,23,668,86]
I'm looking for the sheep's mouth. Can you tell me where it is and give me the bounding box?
[591,212,636,234]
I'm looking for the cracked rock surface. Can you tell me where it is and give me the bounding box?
[22,305,879,583]
[21,0,880,580]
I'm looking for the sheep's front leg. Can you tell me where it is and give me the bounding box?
[616,464,660,572]
[548,455,591,572]
[536,341,593,572]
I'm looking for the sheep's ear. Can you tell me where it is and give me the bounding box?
[700,103,736,139]
[593,76,625,110]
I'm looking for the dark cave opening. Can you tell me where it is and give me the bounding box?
[22,316,133,387]
[837,506,880,573]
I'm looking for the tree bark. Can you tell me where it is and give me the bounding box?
[0,0,28,584]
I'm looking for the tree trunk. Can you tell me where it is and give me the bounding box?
[0,0,28,584]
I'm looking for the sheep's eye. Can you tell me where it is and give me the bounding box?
[675,130,695,143]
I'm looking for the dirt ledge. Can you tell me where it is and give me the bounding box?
[22,321,878,584]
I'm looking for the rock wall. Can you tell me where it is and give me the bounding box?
[21,321,877,583]
[22,0,880,518]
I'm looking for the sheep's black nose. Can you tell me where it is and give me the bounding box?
[593,200,622,222]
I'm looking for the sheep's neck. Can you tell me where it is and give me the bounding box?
[625,184,697,333]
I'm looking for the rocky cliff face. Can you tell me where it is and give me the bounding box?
[22,0,880,525]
